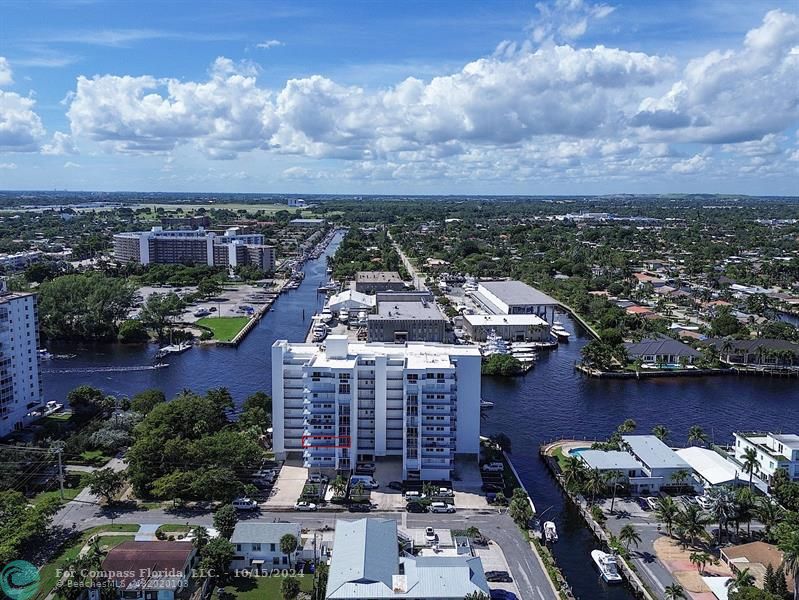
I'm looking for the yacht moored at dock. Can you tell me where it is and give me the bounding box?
[544,521,559,543]
[591,550,623,583]
[551,321,571,340]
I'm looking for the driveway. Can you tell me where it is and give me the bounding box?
[263,461,307,509]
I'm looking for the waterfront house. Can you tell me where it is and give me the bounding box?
[675,447,768,493]
[99,541,197,600]
[733,432,799,485]
[624,336,702,366]
[621,435,699,494]
[575,450,648,489]
[230,523,301,573]
[721,542,794,594]
[325,518,490,599]
[705,338,799,369]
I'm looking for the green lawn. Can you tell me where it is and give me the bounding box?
[197,316,251,341]
[216,575,313,600]
[44,412,72,422]
[63,449,112,467]
[157,524,192,534]
[552,447,570,470]
[33,473,88,505]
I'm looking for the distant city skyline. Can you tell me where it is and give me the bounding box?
[1,0,798,195]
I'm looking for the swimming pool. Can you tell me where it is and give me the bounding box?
[568,446,592,457]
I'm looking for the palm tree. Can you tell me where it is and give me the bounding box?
[618,419,637,434]
[689,551,708,574]
[734,487,755,537]
[330,475,347,498]
[740,447,761,491]
[560,455,586,491]
[725,567,755,592]
[688,425,709,447]
[670,469,690,491]
[708,487,736,545]
[664,582,685,599]
[777,531,799,600]
[755,497,784,542]
[603,470,623,513]
[652,425,669,442]
[619,524,642,552]
[192,526,210,551]
[582,468,604,504]
[655,497,680,538]
[280,533,299,570]
[676,505,711,547]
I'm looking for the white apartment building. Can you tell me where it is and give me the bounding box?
[0,286,42,438]
[733,432,799,484]
[272,336,481,481]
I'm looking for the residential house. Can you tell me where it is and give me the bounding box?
[231,523,302,573]
[325,518,490,599]
[675,447,767,493]
[706,338,799,369]
[621,435,699,494]
[99,541,197,600]
[721,542,794,594]
[624,336,702,366]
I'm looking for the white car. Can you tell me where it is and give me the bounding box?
[308,473,329,484]
[645,497,659,510]
[232,497,258,510]
[697,496,713,510]
[425,527,437,542]
[434,488,454,497]
[294,501,318,511]
[481,463,504,472]
[430,502,456,513]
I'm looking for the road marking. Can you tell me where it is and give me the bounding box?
[536,585,546,600]
[636,557,666,592]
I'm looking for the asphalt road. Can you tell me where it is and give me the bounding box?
[54,501,557,599]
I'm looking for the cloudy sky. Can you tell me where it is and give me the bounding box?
[1,0,798,195]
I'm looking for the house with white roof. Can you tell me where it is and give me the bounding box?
[675,447,768,493]
[325,518,490,599]
[621,435,700,494]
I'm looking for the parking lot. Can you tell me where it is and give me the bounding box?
[263,461,308,509]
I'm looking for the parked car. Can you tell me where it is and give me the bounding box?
[404,490,426,500]
[425,527,437,542]
[348,502,371,513]
[406,502,427,513]
[645,496,659,510]
[430,502,455,514]
[308,473,329,484]
[697,495,713,510]
[485,571,513,583]
[294,501,317,512]
[355,462,376,474]
[482,483,504,493]
[434,487,454,497]
[388,481,403,491]
[490,590,518,600]
[481,462,505,472]
[636,497,650,511]
[350,475,379,489]
[232,497,258,511]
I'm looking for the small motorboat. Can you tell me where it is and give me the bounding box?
[544,521,558,543]
[551,322,571,340]
[480,399,494,409]
[591,550,623,583]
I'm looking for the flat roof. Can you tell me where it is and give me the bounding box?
[371,301,445,321]
[771,433,799,450]
[478,280,559,307]
[463,313,548,327]
[356,271,403,283]
[675,447,751,487]
[622,435,691,470]
[579,450,643,471]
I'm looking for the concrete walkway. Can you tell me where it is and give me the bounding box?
[134,524,160,541]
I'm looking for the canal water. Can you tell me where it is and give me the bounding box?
[42,231,799,600]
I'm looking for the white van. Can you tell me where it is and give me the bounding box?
[350,475,379,489]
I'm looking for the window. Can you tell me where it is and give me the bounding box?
[270,543,276,552]
[236,544,242,552]
[253,543,261,551]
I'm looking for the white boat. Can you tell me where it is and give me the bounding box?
[480,399,494,409]
[156,343,192,359]
[544,521,558,543]
[591,550,623,583]
[194,309,211,317]
[551,324,571,340]
[480,330,509,357]
[38,349,53,360]
[320,307,333,323]
[340,308,349,323]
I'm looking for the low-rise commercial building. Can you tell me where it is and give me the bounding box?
[0,251,42,270]
[272,336,481,480]
[675,446,767,492]
[471,280,559,321]
[326,518,490,599]
[113,227,275,272]
[355,271,406,294]
[733,431,799,484]
[290,218,325,227]
[367,299,447,343]
[462,313,550,342]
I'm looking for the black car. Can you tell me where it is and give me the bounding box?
[388,481,403,491]
[348,502,371,513]
[406,502,427,513]
[636,497,650,511]
[482,483,503,493]
[485,571,513,583]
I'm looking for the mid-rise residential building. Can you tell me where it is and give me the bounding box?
[230,523,301,572]
[159,215,211,229]
[325,518,490,600]
[733,431,799,484]
[354,271,406,294]
[0,284,42,438]
[113,227,275,272]
[272,336,481,480]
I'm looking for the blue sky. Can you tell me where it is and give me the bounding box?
[1,0,797,194]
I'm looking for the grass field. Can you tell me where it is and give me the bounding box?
[33,473,88,505]
[157,524,192,534]
[215,575,313,600]
[197,316,250,341]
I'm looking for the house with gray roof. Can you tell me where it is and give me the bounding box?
[706,338,799,368]
[326,518,489,599]
[624,335,701,366]
[230,522,301,573]
[621,435,699,494]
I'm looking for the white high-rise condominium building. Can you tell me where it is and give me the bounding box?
[272,336,481,480]
[0,286,42,438]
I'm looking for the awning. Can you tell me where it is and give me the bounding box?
[250,560,265,565]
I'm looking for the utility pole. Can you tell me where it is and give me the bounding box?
[51,442,65,500]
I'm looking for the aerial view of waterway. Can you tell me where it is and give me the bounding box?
[42,229,799,600]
